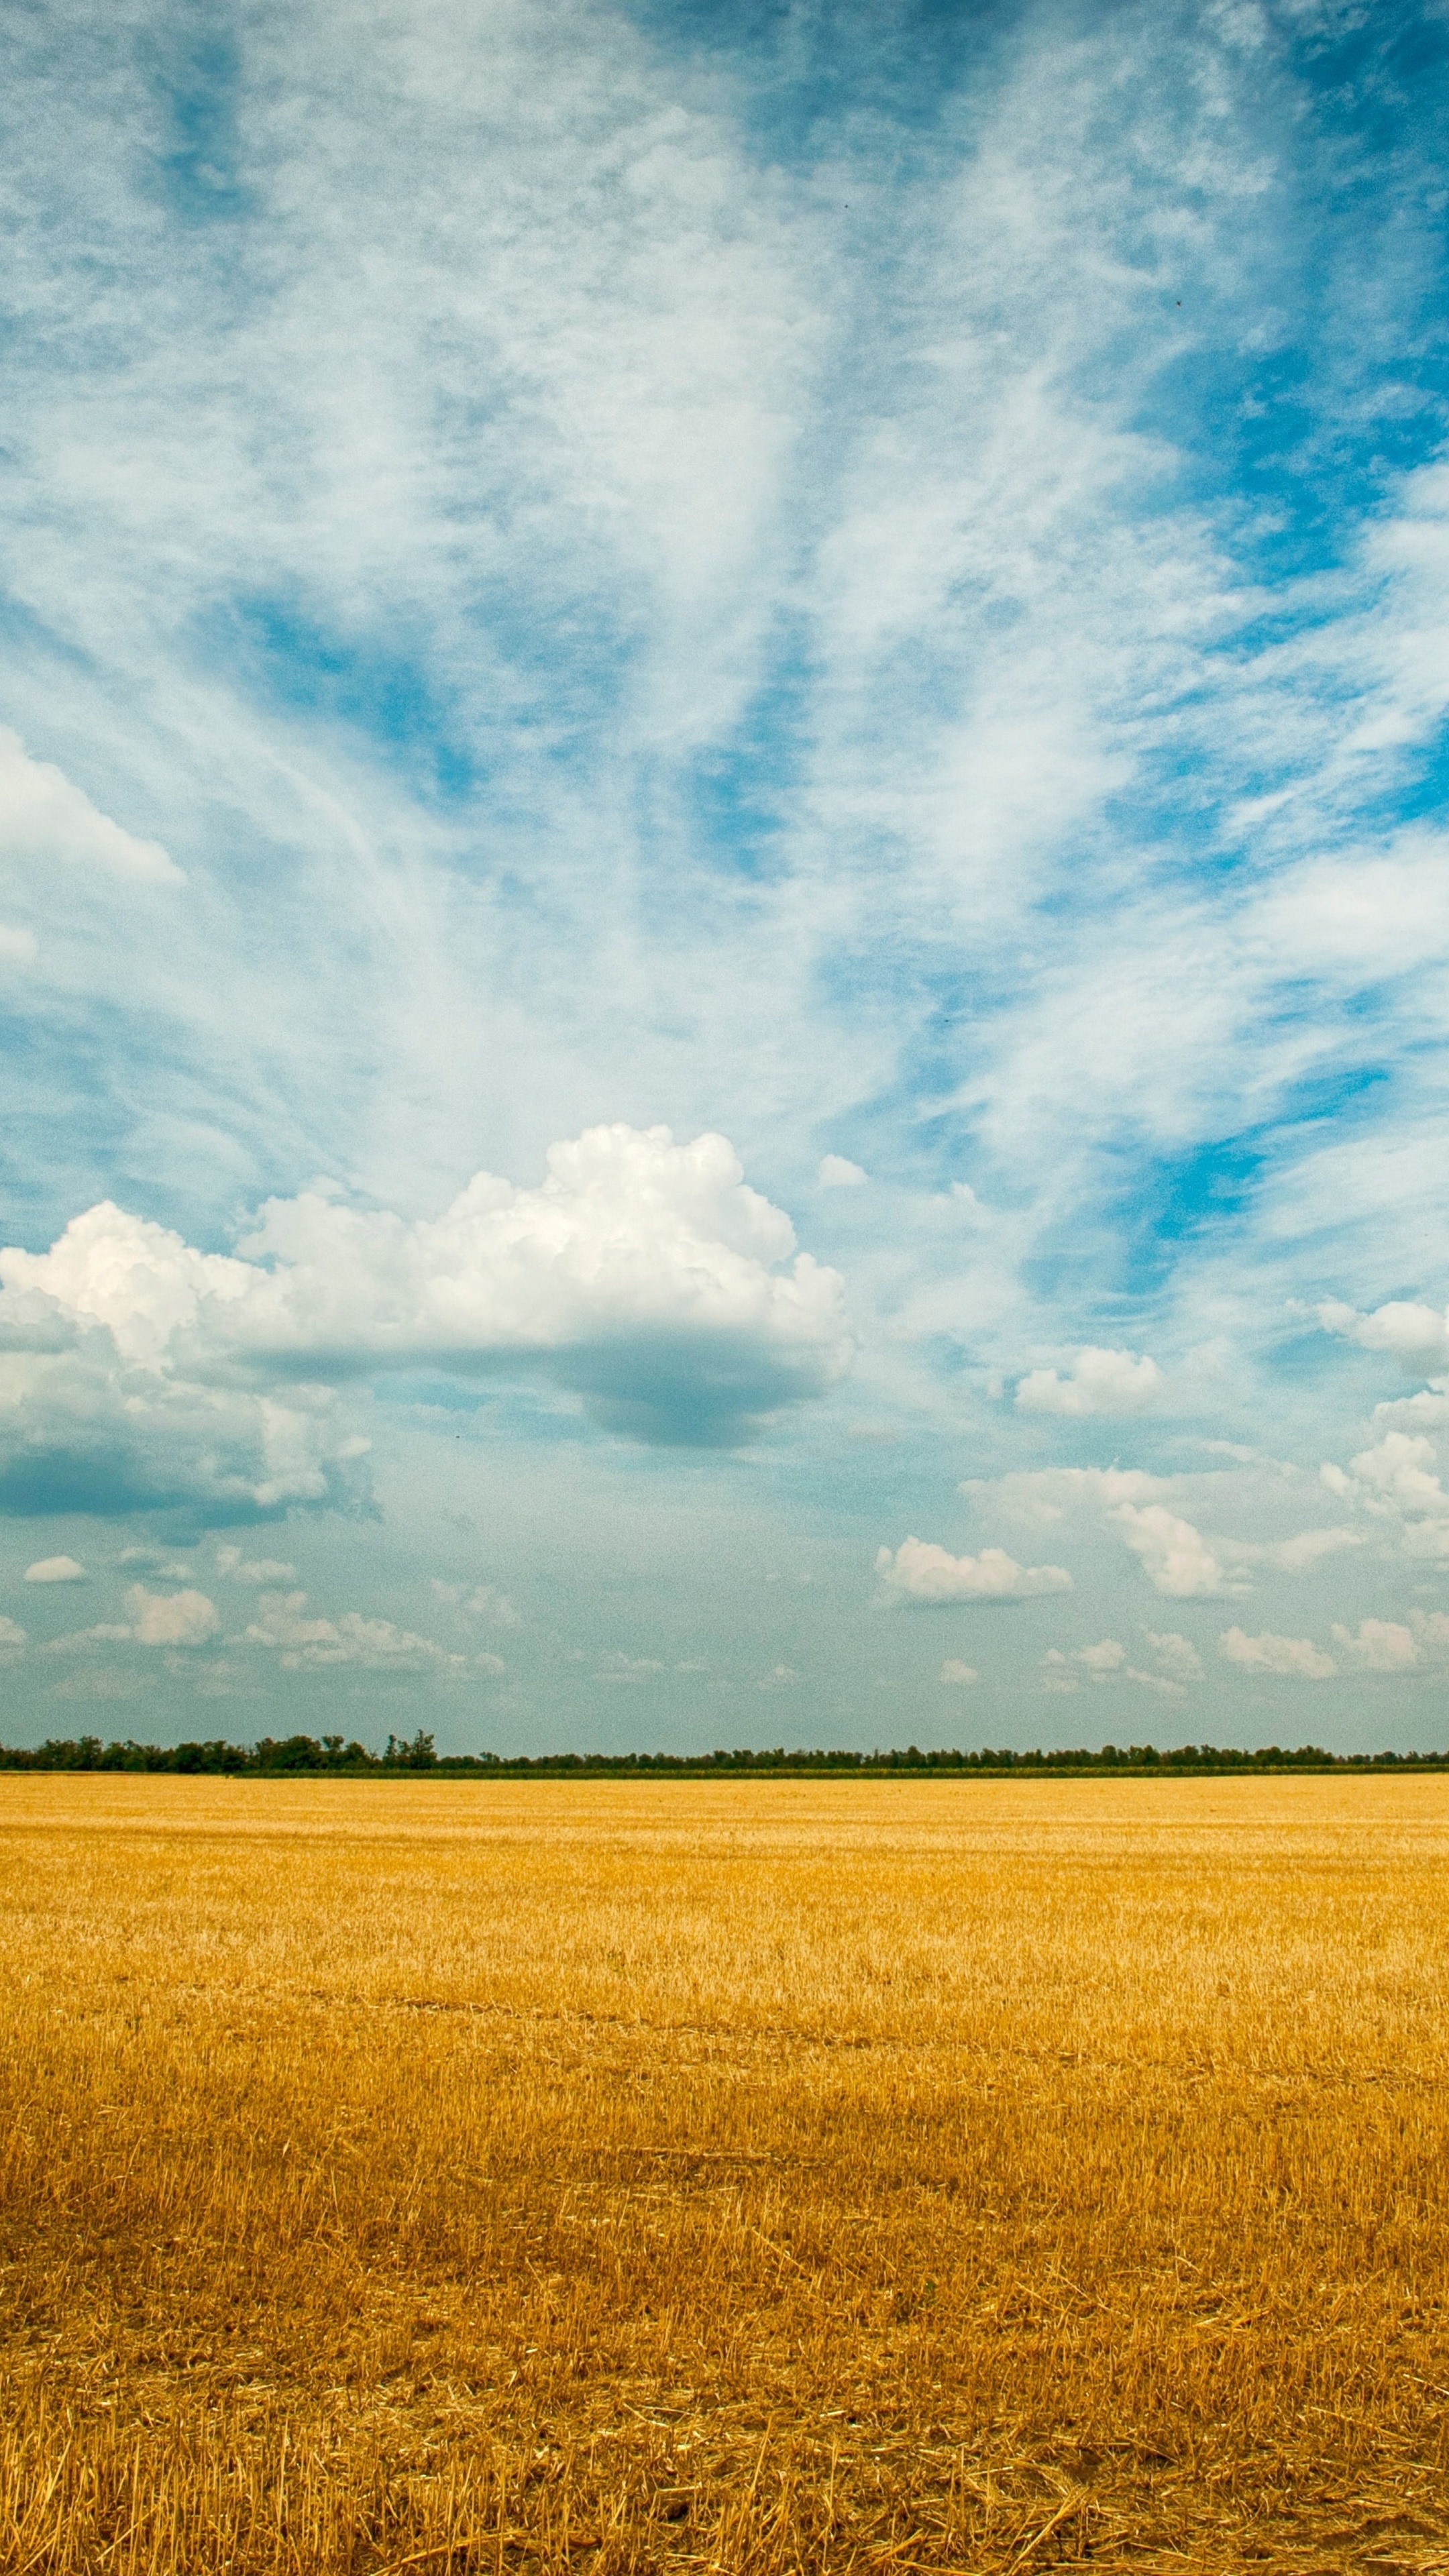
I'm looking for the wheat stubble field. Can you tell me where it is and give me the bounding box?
[2,1779,1448,2575]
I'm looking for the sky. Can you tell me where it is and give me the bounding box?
[4,0,1449,1753]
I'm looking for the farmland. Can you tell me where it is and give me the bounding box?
[1,1776,1448,2573]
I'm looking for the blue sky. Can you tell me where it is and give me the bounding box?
[4,0,1449,1748]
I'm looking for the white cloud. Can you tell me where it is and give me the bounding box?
[877,1536,1072,1603]
[1076,1636,1126,1678]
[123,1585,219,1647]
[215,1546,299,1585]
[1142,1629,1204,1684]
[475,1651,507,1676]
[1320,1298,1449,1373]
[991,1466,1353,1597]
[0,727,181,883]
[1256,1526,1363,1572]
[0,926,37,966]
[430,1578,520,1625]
[24,1554,85,1582]
[1351,1432,1449,1515]
[0,1615,26,1650]
[0,1126,849,1458]
[243,1591,460,1673]
[595,1652,665,1683]
[758,1662,800,1688]
[939,1657,979,1684]
[1111,1501,1232,1597]
[1045,1629,1197,1697]
[1331,1617,1417,1672]
[1323,1429,1449,1561]
[818,1155,868,1187]
[1015,1346,1163,1417]
[1218,1627,1336,1680]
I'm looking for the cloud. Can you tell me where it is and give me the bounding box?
[0,1127,849,1461]
[877,1536,1072,1603]
[1015,1347,1163,1417]
[429,1578,520,1625]
[595,1652,665,1683]
[121,1585,219,1647]
[992,1467,1355,1597]
[1257,1526,1362,1573]
[243,1591,461,1672]
[818,1155,868,1188]
[1044,1629,1197,1697]
[1042,1636,1124,1690]
[1218,1627,1336,1680]
[1075,1637,1126,1678]
[0,728,181,883]
[474,1651,507,1676]
[1323,1429,1449,1561]
[1320,1299,1449,1373]
[758,1663,800,1688]
[1332,1617,1417,1672]
[1112,1501,1230,1597]
[939,1657,979,1684]
[0,1615,26,1650]
[0,926,37,966]
[1142,1629,1204,1684]
[24,1554,85,1582]
[215,1546,299,1585]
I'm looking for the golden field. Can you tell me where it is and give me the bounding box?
[2,1776,1449,2575]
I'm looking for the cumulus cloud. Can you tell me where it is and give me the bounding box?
[1332,1617,1417,1672]
[243,1591,462,1673]
[1076,1636,1126,1677]
[990,1466,1355,1597]
[24,1554,85,1582]
[215,1546,298,1585]
[1142,1629,1204,1684]
[818,1155,868,1187]
[1321,1428,1449,1561]
[1320,1298,1449,1373]
[0,727,181,883]
[1015,1346,1163,1417]
[0,1127,849,1475]
[1044,1629,1197,1696]
[939,1657,979,1684]
[595,1652,665,1682]
[1112,1501,1230,1597]
[73,1585,221,1648]
[876,1536,1072,1603]
[0,1615,26,1650]
[1042,1636,1124,1690]
[127,1585,219,1646]
[1218,1627,1336,1680]
[430,1578,520,1625]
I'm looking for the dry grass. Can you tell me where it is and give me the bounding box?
[2,1776,1449,2574]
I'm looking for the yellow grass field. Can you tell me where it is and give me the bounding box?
[3,1775,1448,2575]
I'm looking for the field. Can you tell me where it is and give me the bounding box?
[2,1779,1448,2575]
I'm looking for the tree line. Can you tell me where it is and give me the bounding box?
[0,1733,1444,1775]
